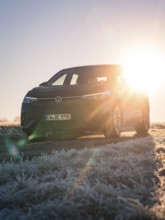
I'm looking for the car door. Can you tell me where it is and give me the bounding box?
[116,76,142,126]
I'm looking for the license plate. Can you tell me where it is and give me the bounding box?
[45,114,71,121]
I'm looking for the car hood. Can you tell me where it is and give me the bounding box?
[26,84,114,98]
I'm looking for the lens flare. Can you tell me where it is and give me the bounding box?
[5,138,27,159]
[69,154,96,196]
[122,46,165,93]
[6,142,19,158]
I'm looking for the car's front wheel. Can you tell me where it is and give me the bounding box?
[104,106,122,138]
[135,102,150,134]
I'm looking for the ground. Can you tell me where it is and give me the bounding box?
[0,123,165,219]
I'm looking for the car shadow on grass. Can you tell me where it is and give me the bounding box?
[0,131,150,163]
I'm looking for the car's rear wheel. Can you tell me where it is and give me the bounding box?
[104,106,122,138]
[135,102,150,134]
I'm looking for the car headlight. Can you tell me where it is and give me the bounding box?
[23,96,38,104]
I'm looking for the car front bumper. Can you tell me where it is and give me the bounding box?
[21,96,112,135]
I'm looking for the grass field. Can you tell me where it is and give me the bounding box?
[0,123,165,219]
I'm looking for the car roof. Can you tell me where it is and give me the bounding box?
[61,64,122,75]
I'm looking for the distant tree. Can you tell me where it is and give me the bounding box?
[14,116,20,123]
[0,117,8,123]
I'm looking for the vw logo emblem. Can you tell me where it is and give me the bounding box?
[54,96,62,103]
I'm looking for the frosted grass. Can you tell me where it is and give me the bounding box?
[1,134,164,219]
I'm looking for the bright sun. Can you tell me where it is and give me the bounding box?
[122,47,165,93]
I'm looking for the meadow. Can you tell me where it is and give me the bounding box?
[0,123,165,219]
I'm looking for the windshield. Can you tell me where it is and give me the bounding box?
[47,65,122,86]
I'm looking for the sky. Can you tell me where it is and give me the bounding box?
[0,0,165,121]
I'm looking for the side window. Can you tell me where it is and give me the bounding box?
[70,74,79,85]
[96,76,108,83]
[117,75,123,84]
[116,75,126,90]
[52,73,67,86]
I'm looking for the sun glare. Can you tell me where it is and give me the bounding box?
[122,47,165,93]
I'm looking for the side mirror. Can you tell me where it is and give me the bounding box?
[39,82,47,87]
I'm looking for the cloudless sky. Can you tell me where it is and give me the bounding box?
[0,0,165,121]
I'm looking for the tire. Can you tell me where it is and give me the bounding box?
[135,102,150,134]
[104,106,122,138]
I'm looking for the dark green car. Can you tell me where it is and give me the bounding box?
[21,65,150,140]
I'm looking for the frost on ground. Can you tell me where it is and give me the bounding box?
[0,125,24,138]
[0,124,165,219]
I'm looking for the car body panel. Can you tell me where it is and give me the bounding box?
[21,65,149,138]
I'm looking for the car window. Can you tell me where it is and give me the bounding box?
[70,74,79,85]
[49,70,122,86]
[51,73,67,86]
[116,75,122,84]
[76,74,108,85]
[96,76,108,83]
